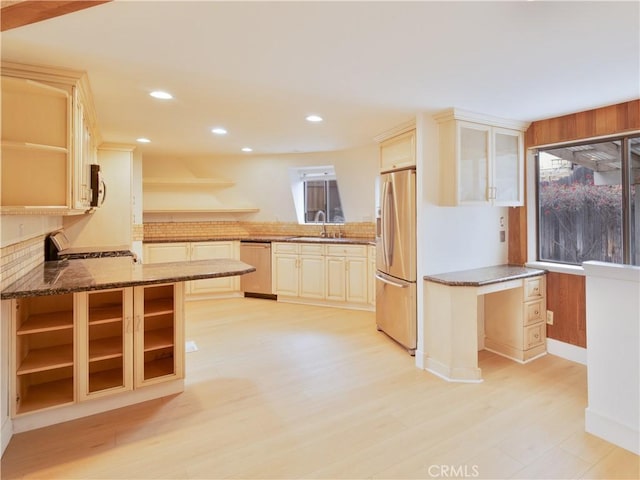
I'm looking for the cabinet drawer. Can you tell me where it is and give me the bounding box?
[524,276,544,301]
[326,244,367,257]
[524,323,545,349]
[300,243,324,255]
[273,242,299,254]
[524,299,544,326]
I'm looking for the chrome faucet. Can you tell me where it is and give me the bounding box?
[314,210,327,237]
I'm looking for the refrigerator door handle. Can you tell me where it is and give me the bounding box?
[381,180,395,267]
[375,272,409,288]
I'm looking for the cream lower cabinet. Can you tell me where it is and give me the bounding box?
[368,245,376,307]
[325,245,368,304]
[484,275,547,362]
[143,241,240,298]
[273,242,372,310]
[272,242,325,300]
[11,284,184,419]
[189,241,240,296]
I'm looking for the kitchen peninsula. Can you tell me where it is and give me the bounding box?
[1,257,254,434]
[423,265,546,383]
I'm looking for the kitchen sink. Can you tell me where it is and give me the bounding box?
[289,236,354,243]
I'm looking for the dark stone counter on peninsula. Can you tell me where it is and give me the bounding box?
[1,257,255,299]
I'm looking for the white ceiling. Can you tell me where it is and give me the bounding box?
[2,0,639,158]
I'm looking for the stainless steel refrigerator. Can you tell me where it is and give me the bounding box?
[375,168,417,353]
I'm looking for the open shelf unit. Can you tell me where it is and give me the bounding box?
[85,289,128,395]
[13,294,75,416]
[137,284,182,384]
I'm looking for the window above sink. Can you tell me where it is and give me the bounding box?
[289,165,345,225]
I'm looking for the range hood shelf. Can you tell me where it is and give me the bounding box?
[143,207,259,213]
[143,177,234,187]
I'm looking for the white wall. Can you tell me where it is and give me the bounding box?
[414,112,509,362]
[142,144,378,224]
[0,216,62,249]
[584,261,640,455]
[63,146,133,249]
[417,112,508,275]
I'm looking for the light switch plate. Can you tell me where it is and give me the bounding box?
[546,310,554,325]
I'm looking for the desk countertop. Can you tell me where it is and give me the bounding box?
[1,257,255,299]
[423,265,546,287]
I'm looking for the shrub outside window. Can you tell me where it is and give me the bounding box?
[537,135,639,266]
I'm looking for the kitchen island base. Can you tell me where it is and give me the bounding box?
[11,379,183,434]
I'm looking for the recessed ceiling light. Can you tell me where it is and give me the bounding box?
[241,147,253,152]
[211,127,228,135]
[149,91,173,100]
[136,138,151,143]
[306,114,323,122]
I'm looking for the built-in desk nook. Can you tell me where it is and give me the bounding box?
[423,265,546,383]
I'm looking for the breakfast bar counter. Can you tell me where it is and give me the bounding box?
[1,257,256,299]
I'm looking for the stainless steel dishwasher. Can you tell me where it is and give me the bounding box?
[240,241,274,298]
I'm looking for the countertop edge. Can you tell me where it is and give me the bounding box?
[423,266,546,287]
[1,260,256,300]
[143,236,376,246]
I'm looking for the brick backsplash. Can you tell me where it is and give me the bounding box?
[1,235,44,290]
[143,221,375,241]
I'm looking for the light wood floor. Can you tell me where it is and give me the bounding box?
[2,298,638,479]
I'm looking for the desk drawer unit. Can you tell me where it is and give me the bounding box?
[484,275,547,363]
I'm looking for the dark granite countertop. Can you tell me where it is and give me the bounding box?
[145,236,375,246]
[423,265,545,287]
[1,257,255,299]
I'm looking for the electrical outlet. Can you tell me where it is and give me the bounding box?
[546,310,554,325]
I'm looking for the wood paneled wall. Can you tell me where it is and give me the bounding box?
[545,272,586,348]
[524,100,640,148]
[508,99,639,347]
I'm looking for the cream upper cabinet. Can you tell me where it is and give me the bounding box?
[435,109,527,206]
[379,129,416,172]
[1,61,100,214]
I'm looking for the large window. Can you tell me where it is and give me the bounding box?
[537,135,639,266]
[304,179,344,223]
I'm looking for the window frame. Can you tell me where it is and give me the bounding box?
[533,133,639,267]
[303,178,344,224]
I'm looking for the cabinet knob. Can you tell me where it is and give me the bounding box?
[534,333,539,339]
[534,309,539,315]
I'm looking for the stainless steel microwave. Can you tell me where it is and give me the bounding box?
[90,164,106,207]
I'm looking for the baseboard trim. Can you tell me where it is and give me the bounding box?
[423,357,483,384]
[585,407,640,455]
[546,338,587,365]
[12,380,184,433]
[1,417,12,457]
